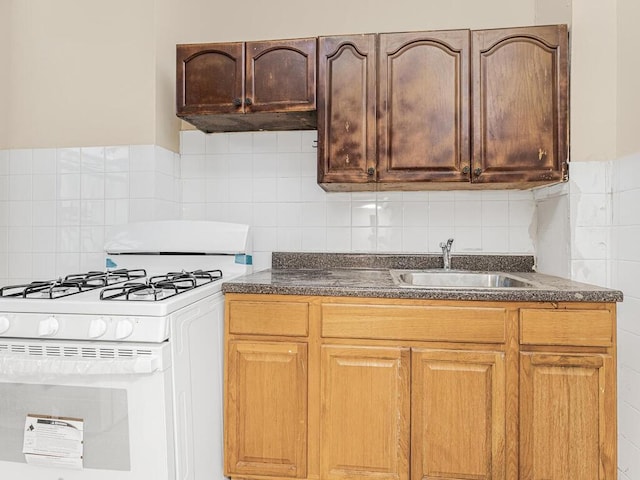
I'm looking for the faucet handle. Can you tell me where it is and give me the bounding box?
[440,238,454,251]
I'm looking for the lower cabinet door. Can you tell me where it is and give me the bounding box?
[411,349,506,480]
[321,345,410,480]
[520,352,615,480]
[225,340,307,478]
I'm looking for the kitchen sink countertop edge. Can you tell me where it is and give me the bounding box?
[222,253,623,303]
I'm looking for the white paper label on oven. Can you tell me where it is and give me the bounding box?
[23,414,84,470]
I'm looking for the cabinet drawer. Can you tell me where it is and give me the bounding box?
[228,301,309,337]
[520,309,613,347]
[321,304,506,343]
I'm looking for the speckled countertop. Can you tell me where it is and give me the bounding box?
[222,253,623,303]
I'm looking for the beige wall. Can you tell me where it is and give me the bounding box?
[570,1,617,162]
[6,0,157,149]
[5,0,539,152]
[0,0,9,150]
[617,0,640,156]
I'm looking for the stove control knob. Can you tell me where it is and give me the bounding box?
[115,318,134,339]
[0,316,10,334]
[88,318,108,338]
[38,316,59,337]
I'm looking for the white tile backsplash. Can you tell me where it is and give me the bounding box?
[9,174,32,201]
[57,148,81,173]
[180,130,206,155]
[0,132,538,280]
[81,147,105,173]
[0,176,8,201]
[0,144,179,281]
[172,130,535,258]
[0,150,9,175]
[32,148,57,174]
[58,174,81,199]
[9,149,33,175]
[129,145,156,171]
[9,201,32,227]
[32,174,57,200]
[81,172,105,199]
[105,146,130,172]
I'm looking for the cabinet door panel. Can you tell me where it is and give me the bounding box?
[177,42,244,114]
[321,345,410,480]
[226,341,307,478]
[378,30,470,183]
[412,349,505,480]
[318,34,377,186]
[472,25,568,183]
[247,38,316,112]
[520,353,615,480]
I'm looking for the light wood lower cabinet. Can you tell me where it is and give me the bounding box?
[225,340,307,478]
[519,352,614,480]
[321,345,410,480]
[224,295,617,480]
[412,349,505,480]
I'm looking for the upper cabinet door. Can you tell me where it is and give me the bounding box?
[317,34,377,187]
[471,25,568,184]
[246,38,317,113]
[176,42,244,115]
[378,30,471,184]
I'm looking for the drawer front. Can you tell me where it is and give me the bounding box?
[321,304,506,343]
[520,309,613,347]
[229,301,309,337]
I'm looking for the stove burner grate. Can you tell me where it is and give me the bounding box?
[99,269,223,301]
[0,269,148,299]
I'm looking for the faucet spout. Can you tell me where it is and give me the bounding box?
[439,238,454,270]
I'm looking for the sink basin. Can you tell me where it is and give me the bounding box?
[389,270,536,289]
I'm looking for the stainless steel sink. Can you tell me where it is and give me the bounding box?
[389,269,536,289]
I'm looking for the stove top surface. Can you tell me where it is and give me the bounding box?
[0,220,253,342]
[0,269,148,299]
[0,266,231,317]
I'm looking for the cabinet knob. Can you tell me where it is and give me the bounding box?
[367,167,375,176]
[461,166,470,175]
[245,98,253,106]
[474,168,482,177]
[232,98,242,107]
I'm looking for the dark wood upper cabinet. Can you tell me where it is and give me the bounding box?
[176,26,568,190]
[246,39,316,113]
[177,43,245,117]
[377,30,470,185]
[318,30,470,191]
[317,34,377,188]
[471,25,568,184]
[177,38,317,133]
[318,25,568,191]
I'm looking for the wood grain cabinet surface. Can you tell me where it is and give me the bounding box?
[177,38,317,133]
[519,307,617,480]
[224,295,617,480]
[317,25,568,191]
[471,25,568,185]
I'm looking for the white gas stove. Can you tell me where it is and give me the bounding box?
[0,220,252,341]
[0,220,252,480]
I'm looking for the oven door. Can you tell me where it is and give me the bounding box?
[0,340,175,479]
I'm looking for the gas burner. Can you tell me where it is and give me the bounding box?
[0,269,148,299]
[100,269,223,302]
[65,268,147,287]
[149,269,223,286]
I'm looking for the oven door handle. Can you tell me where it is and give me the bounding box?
[0,354,162,377]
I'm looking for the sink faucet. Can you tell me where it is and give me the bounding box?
[439,238,454,270]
